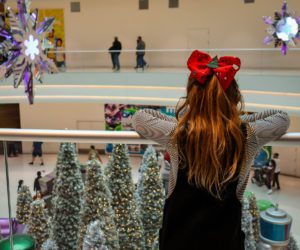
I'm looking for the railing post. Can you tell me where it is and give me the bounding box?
[3,141,14,250]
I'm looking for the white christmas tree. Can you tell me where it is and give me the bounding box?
[83,220,108,250]
[50,143,84,250]
[16,185,32,224]
[78,159,119,250]
[106,144,144,250]
[139,150,164,249]
[27,199,50,248]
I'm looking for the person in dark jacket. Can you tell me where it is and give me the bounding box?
[34,171,42,194]
[109,37,122,71]
[29,141,44,166]
[17,179,24,192]
[135,36,148,70]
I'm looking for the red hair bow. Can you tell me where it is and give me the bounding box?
[187,50,241,90]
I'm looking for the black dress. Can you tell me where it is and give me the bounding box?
[159,163,245,250]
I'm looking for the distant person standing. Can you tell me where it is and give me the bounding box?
[272,153,281,190]
[29,142,44,166]
[46,29,56,62]
[18,179,24,192]
[109,37,122,71]
[135,36,148,70]
[34,171,42,194]
[55,38,66,70]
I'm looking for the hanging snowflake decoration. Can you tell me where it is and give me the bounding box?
[0,0,58,104]
[263,0,300,55]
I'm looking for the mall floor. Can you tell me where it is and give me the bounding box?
[0,154,299,244]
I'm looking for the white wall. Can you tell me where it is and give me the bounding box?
[7,0,300,68]
[20,103,105,153]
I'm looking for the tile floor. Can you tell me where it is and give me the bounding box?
[0,154,299,245]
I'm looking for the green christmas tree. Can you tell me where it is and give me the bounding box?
[78,159,119,250]
[51,143,84,250]
[139,150,164,249]
[16,185,32,224]
[107,144,144,250]
[83,220,108,250]
[27,199,50,248]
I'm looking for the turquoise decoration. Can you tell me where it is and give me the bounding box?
[0,234,35,250]
[260,206,292,246]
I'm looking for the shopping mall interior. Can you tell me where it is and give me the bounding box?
[0,0,300,249]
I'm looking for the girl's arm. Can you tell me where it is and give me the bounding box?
[245,110,290,148]
[132,109,177,146]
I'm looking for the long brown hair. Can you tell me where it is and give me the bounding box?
[174,75,245,199]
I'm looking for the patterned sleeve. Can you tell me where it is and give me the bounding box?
[131,109,177,146]
[241,110,290,148]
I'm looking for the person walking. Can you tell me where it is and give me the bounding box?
[135,36,148,70]
[109,37,122,71]
[265,161,275,194]
[29,142,44,166]
[131,50,290,250]
[272,153,281,190]
[33,171,42,194]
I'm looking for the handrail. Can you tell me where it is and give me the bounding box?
[56,48,300,53]
[0,129,299,146]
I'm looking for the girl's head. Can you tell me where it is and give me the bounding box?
[174,51,245,199]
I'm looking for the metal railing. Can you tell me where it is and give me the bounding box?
[0,129,299,146]
[0,129,299,249]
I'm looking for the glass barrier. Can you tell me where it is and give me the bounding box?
[0,130,300,249]
[50,49,300,73]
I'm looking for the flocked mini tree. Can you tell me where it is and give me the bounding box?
[51,143,84,250]
[16,185,33,224]
[41,239,58,250]
[248,194,260,247]
[139,150,164,249]
[78,159,119,250]
[106,144,144,250]
[27,199,50,248]
[83,220,108,250]
[135,146,156,208]
[242,197,256,250]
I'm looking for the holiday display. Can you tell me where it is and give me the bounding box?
[248,194,260,247]
[16,185,33,224]
[138,149,164,249]
[263,0,300,55]
[78,159,119,250]
[242,197,256,250]
[106,144,144,250]
[83,220,108,250]
[50,143,84,250]
[27,199,49,248]
[51,143,66,212]
[0,0,58,104]
[135,146,156,207]
[0,234,35,250]
[260,205,292,247]
[41,239,58,250]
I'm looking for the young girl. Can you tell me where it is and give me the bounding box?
[132,51,290,250]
